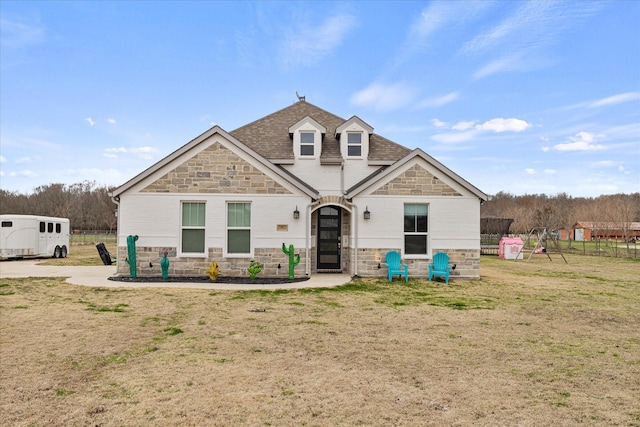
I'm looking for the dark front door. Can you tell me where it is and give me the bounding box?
[317,206,341,270]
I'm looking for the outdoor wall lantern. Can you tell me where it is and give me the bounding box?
[363,206,371,220]
[293,206,300,219]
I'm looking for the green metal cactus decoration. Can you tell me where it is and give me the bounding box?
[282,243,300,280]
[126,235,139,278]
[247,260,263,280]
[160,250,170,279]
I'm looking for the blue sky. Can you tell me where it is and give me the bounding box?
[1,0,639,197]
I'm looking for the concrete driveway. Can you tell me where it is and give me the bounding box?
[0,259,352,290]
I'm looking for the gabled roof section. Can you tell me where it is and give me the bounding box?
[229,100,410,163]
[335,116,373,137]
[288,116,326,135]
[346,148,488,201]
[110,125,319,199]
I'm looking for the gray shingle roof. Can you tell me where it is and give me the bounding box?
[229,101,410,162]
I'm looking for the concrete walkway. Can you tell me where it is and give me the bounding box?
[0,260,353,290]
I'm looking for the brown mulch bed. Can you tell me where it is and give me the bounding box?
[108,275,310,284]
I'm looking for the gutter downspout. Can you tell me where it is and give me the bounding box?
[343,199,358,277]
[305,199,321,276]
[110,194,120,275]
[341,160,358,277]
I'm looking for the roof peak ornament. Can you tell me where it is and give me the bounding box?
[296,91,306,102]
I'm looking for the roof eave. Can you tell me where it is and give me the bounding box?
[111,125,319,199]
[346,148,488,201]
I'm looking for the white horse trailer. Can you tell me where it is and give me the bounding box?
[0,215,70,259]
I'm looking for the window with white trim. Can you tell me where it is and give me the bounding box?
[227,202,251,254]
[182,202,206,254]
[347,132,362,157]
[300,132,315,156]
[404,204,428,255]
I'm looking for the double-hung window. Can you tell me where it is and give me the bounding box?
[227,202,251,254]
[404,204,428,255]
[347,132,362,157]
[300,132,315,156]
[182,202,206,254]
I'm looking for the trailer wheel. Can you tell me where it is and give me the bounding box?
[61,245,68,258]
[53,246,61,258]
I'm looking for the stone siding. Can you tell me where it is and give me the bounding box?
[117,246,308,279]
[141,142,291,194]
[372,164,461,196]
[354,248,480,280]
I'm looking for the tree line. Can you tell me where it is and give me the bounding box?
[481,192,640,238]
[2,182,639,238]
[0,181,117,232]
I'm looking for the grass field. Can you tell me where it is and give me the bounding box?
[1,246,638,426]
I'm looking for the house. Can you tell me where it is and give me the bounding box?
[110,100,488,279]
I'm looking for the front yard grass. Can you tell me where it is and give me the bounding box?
[1,254,638,426]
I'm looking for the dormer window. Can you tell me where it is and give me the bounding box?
[289,116,326,160]
[347,132,362,157]
[300,132,315,156]
[335,116,373,160]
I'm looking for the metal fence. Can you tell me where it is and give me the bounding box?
[481,234,639,259]
[70,231,117,245]
[560,239,639,259]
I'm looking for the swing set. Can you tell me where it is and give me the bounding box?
[516,227,568,263]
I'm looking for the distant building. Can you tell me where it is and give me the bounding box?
[560,222,640,242]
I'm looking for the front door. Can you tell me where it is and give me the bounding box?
[317,206,341,270]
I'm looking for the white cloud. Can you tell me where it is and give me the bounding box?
[85,117,95,126]
[107,118,116,124]
[392,1,491,70]
[418,92,459,108]
[0,155,6,163]
[473,53,525,79]
[350,82,417,112]
[593,160,615,167]
[464,2,601,78]
[130,146,157,160]
[544,169,557,175]
[430,116,531,144]
[104,147,127,157]
[553,131,606,152]
[452,120,476,131]
[15,157,31,164]
[58,167,128,182]
[541,146,550,152]
[0,18,44,49]
[283,13,356,67]
[380,125,428,133]
[524,168,536,175]
[103,146,158,160]
[9,169,37,178]
[591,161,628,175]
[410,2,450,39]
[588,91,640,108]
[431,129,479,144]
[475,118,531,133]
[409,1,489,43]
[431,119,448,129]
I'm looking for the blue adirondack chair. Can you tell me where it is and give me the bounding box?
[428,252,451,284]
[386,251,409,282]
